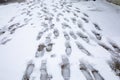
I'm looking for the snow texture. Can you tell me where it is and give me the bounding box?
[0,0,120,80]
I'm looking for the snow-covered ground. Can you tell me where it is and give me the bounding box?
[0,0,120,80]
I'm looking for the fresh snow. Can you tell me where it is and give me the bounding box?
[0,0,120,80]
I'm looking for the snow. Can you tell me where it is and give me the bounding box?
[85,1,120,44]
[0,0,120,80]
[0,3,21,27]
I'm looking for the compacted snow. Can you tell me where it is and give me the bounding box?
[0,0,120,80]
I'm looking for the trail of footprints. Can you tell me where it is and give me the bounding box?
[79,61,104,80]
[0,0,119,80]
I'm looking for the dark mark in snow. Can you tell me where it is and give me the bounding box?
[83,13,89,17]
[88,64,105,80]
[92,30,102,40]
[65,41,72,56]
[81,17,89,23]
[0,37,11,45]
[71,17,77,24]
[76,32,89,43]
[108,40,120,53]
[98,42,113,53]
[53,28,59,38]
[0,30,5,36]
[63,31,70,40]
[62,22,71,29]
[93,23,101,31]
[69,31,77,39]
[64,18,69,22]
[61,56,70,80]
[75,41,91,56]
[46,43,54,52]
[79,62,93,80]
[36,32,43,40]
[41,22,48,27]
[22,61,34,80]
[35,44,46,57]
[40,60,48,80]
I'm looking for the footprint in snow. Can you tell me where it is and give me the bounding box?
[79,62,93,80]
[92,30,102,40]
[62,22,71,29]
[73,12,79,17]
[77,21,86,32]
[8,23,20,31]
[46,43,54,52]
[22,61,35,80]
[56,17,60,22]
[57,13,64,17]
[64,18,69,22]
[75,41,91,56]
[71,17,77,24]
[45,36,51,45]
[87,64,105,80]
[75,9,81,13]
[41,22,48,28]
[98,42,113,53]
[35,43,46,58]
[0,37,12,45]
[36,32,43,40]
[61,55,70,80]
[81,17,89,23]
[76,31,89,43]
[0,30,5,36]
[93,23,101,31]
[40,60,48,80]
[53,28,59,38]
[83,13,89,17]
[50,23,55,29]
[63,31,70,40]
[65,41,72,56]
[69,31,77,40]
[108,40,120,53]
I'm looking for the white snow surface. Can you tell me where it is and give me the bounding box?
[0,0,120,80]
